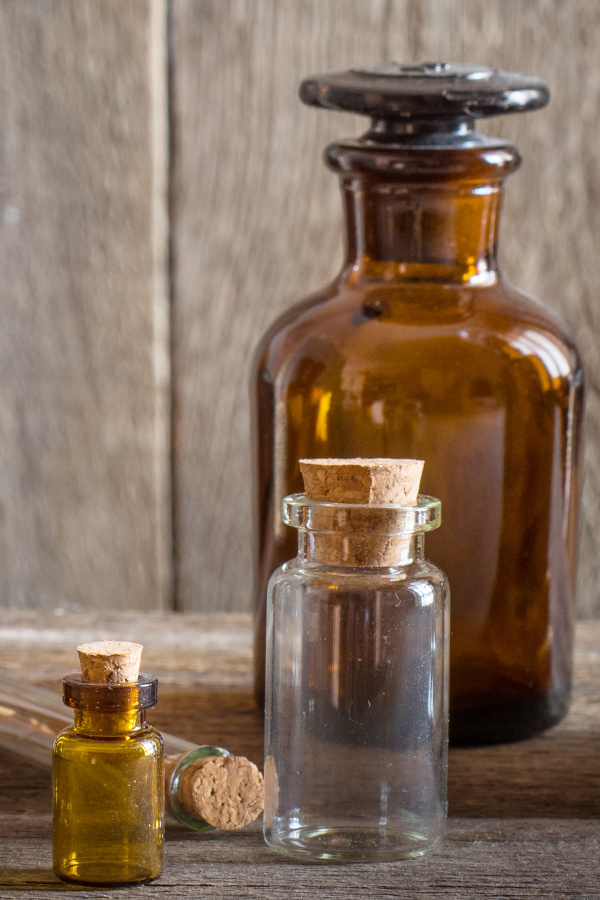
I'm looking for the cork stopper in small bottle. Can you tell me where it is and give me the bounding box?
[77,640,143,684]
[298,457,424,566]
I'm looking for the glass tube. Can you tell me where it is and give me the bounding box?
[0,670,229,831]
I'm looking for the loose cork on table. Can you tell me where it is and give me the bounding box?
[76,640,264,831]
[177,755,264,831]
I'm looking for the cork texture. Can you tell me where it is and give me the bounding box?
[299,458,424,566]
[178,755,264,831]
[263,754,279,829]
[76,640,143,684]
[299,458,423,504]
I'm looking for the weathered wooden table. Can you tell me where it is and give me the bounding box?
[1,611,599,898]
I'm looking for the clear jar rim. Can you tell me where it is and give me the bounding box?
[283,493,441,534]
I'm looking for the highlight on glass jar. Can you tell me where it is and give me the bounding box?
[263,458,449,862]
[52,641,164,886]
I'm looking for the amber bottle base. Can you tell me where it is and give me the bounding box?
[256,685,570,746]
[449,686,570,746]
[56,873,160,887]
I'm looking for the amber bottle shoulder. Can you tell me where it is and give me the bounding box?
[255,276,582,382]
[53,723,162,747]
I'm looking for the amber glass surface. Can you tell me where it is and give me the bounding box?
[252,127,584,744]
[53,681,164,885]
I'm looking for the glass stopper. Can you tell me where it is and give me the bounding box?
[299,62,549,120]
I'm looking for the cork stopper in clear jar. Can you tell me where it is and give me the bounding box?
[284,457,440,566]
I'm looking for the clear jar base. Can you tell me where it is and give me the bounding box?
[265,823,441,862]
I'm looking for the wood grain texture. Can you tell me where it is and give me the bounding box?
[1,816,600,899]
[170,0,600,614]
[0,0,171,610]
[169,0,417,611]
[2,614,600,897]
[0,609,252,686]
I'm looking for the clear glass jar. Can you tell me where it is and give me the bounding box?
[264,493,449,862]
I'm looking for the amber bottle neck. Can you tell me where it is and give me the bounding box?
[74,708,146,735]
[328,133,520,285]
[342,178,504,284]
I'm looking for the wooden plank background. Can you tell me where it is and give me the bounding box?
[171,0,600,614]
[0,0,171,611]
[1,0,600,614]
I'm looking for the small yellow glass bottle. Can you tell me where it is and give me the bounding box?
[53,658,164,885]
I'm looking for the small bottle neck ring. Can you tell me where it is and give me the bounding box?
[62,675,158,736]
[73,708,146,735]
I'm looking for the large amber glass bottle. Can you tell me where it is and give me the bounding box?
[251,64,584,744]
